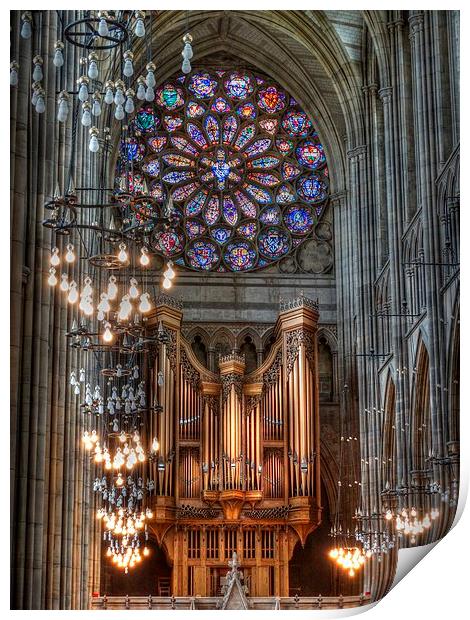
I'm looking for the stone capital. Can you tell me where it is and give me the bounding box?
[408,12,425,38]
[378,86,393,104]
[347,145,367,162]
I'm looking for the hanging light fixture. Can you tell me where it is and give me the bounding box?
[20,11,32,39]
[181,33,193,74]
[10,61,19,86]
[39,9,181,578]
[53,41,65,67]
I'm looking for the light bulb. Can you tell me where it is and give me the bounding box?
[35,96,45,114]
[21,14,32,39]
[118,295,131,321]
[57,97,69,122]
[140,247,150,266]
[107,275,118,300]
[81,106,91,127]
[53,41,65,67]
[118,243,128,263]
[114,104,125,121]
[59,274,69,292]
[104,87,114,105]
[134,17,145,38]
[98,17,109,37]
[88,61,98,80]
[89,134,99,153]
[136,80,146,100]
[65,243,75,263]
[138,293,151,313]
[103,322,113,343]
[162,276,172,290]
[145,86,154,102]
[53,49,64,67]
[78,82,89,102]
[123,59,134,78]
[182,58,191,75]
[82,300,94,316]
[82,277,93,297]
[145,71,155,89]
[114,87,125,106]
[68,282,78,304]
[151,437,159,452]
[92,97,101,117]
[164,261,175,280]
[98,293,110,313]
[48,268,57,286]
[125,97,134,114]
[129,278,139,299]
[10,66,18,87]
[182,42,193,61]
[50,247,60,266]
[33,62,43,82]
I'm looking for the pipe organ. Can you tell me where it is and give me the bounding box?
[145,294,321,597]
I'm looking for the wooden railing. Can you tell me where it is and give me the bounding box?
[91,594,371,610]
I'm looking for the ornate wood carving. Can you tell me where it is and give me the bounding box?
[285,328,315,374]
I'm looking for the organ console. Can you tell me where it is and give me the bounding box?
[145,293,321,597]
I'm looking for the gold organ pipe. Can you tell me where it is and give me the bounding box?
[287,361,294,496]
[237,393,241,488]
[214,411,218,489]
[163,352,168,496]
[256,403,261,490]
[305,358,311,494]
[272,385,276,440]
[252,409,256,490]
[269,385,273,440]
[204,402,209,490]
[299,352,307,496]
[308,360,314,495]
[292,359,299,495]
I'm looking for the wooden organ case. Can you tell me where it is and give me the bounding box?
[146,294,321,598]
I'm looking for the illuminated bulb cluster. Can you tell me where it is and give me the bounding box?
[95,432,146,471]
[97,504,153,573]
[385,507,440,543]
[47,244,75,288]
[51,254,153,330]
[107,539,145,573]
[328,546,369,577]
[162,261,176,290]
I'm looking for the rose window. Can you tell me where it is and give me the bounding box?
[115,69,329,272]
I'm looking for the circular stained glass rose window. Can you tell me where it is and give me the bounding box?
[115,68,329,272]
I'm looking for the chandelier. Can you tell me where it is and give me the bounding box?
[10,9,196,573]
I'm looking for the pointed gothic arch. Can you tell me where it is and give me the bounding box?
[411,339,431,472]
[381,374,397,490]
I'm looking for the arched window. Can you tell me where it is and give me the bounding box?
[191,334,208,367]
[115,68,329,272]
[214,337,231,361]
[263,333,276,360]
[318,336,333,402]
[240,335,257,374]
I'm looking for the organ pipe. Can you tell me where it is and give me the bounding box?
[145,296,320,597]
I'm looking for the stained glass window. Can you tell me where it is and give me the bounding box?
[115,68,329,271]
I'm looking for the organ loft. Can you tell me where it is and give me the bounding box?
[142,293,321,597]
